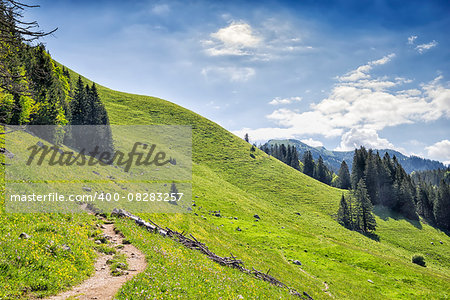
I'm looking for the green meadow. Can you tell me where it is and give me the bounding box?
[0,69,449,299]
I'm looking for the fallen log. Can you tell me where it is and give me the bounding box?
[111,208,311,299]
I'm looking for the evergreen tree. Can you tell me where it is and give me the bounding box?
[315,156,329,184]
[280,144,287,163]
[70,76,87,125]
[244,133,249,143]
[353,179,377,232]
[337,160,351,189]
[351,147,367,189]
[302,150,315,177]
[337,194,352,228]
[416,183,435,224]
[394,179,417,220]
[379,153,396,207]
[364,150,379,204]
[286,145,292,165]
[434,181,450,231]
[289,145,301,170]
[169,182,179,205]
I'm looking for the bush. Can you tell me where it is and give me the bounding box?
[412,254,426,267]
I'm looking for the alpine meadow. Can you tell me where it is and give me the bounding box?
[1,1,450,299]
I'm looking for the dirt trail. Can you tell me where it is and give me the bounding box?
[298,267,334,298]
[46,223,147,300]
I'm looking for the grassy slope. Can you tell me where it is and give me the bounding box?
[0,67,448,299]
[0,131,100,298]
[92,84,450,299]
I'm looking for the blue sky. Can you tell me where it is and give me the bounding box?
[25,0,450,163]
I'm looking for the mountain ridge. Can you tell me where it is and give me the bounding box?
[267,139,446,173]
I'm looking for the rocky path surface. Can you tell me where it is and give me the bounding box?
[46,222,147,300]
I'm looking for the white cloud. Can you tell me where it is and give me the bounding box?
[204,21,262,56]
[203,19,310,61]
[416,40,438,53]
[269,96,302,105]
[408,35,417,45]
[236,53,450,149]
[338,53,395,82]
[201,66,255,82]
[335,128,396,151]
[426,140,450,164]
[301,138,323,147]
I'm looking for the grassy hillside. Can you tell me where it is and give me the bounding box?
[1,68,449,299]
[0,130,100,298]
[92,82,450,298]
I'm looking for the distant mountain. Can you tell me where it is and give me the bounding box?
[267,139,446,174]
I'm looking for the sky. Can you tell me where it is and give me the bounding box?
[24,0,450,164]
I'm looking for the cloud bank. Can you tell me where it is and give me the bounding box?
[234,53,450,158]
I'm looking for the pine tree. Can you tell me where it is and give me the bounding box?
[364,150,379,204]
[280,144,287,163]
[337,160,351,189]
[244,133,249,143]
[353,179,377,232]
[302,150,315,177]
[337,194,352,228]
[169,182,179,205]
[416,183,435,224]
[434,181,450,231]
[315,156,329,184]
[289,145,301,170]
[70,76,87,125]
[394,179,417,220]
[351,147,367,189]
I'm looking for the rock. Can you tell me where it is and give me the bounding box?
[293,260,302,266]
[254,214,260,219]
[236,227,242,232]
[234,217,238,220]
[95,240,102,244]
[102,234,112,240]
[92,171,100,175]
[237,295,244,299]
[214,213,221,217]
[254,219,259,222]
[431,242,434,245]
[294,212,301,216]
[440,241,443,244]
[82,186,92,192]
[192,203,196,206]
[4,150,14,159]
[61,244,71,252]
[19,232,31,239]
[367,279,374,284]
[281,226,285,229]
[117,262,127,270]
[195,196,199,198]
[36,141,44,148]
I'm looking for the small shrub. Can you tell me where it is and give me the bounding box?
[412,254,426,267]
[94,244,116,255]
